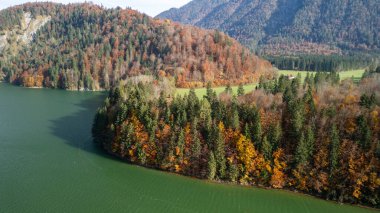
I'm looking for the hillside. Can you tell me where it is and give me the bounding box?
[0,3,273,90]
[158,0,380,55]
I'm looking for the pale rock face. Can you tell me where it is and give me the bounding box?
[0,12,51,54]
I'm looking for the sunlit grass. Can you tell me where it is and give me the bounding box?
[175,69,366,97]
[278,69,365,81]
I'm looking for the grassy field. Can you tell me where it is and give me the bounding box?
[176,69,366,97]
[278,69,365,82]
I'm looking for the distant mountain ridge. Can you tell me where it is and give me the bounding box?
[158,0,380,55]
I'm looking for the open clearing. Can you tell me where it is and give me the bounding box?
[176,69,366,97]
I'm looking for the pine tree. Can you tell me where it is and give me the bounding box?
[262,136,272,161]
[268,122,282,150]
[289,99,305,140]
[244,123,251,140]
[303,86,316,116]
[295,133,308,166]
[231,108,240,130]
[360,93,376,109]
[305,125,315,160]
[291,76,301,95]
[205,82,215,102]
[199,99,212,130]
[214,123,226,178]
[329,124,340,175]
[304,72,310,89]
[356,115,372,150]
[207,151,217,180]
[228,161,239,182]
[191,119,201,160]
[252,112,262,149]
[177,128,185,159]
[237,84,245,96]
[283,87,294,104]
[225,83,233,95]
[187,88,200,121]
[190,119,202,175]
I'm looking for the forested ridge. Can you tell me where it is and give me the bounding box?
[158,0,380,71]
[93,71,380,208]
[0,3,273,90]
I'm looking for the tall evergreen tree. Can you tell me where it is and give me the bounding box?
[244,123,251,141]
[231,108,240,130]
[187,88,200,121]
[207,151,217,180]
[356,115,372,150]
[262,136,272,161]
[305,125,315,160]
[214,124,226,178]
[177,128,185,159]
[205,82,216,103]
[199,99,212,130]
[268,122,282,151]
[191,119,201,160]
[228,161,239,182]
[303,86,316,117]
[295,133,308,166]
[330,124,340,175]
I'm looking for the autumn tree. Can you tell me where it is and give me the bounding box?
[270,149,287,189]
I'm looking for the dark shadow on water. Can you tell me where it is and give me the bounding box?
[49,93,118,161]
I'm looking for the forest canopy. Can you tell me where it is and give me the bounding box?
[93,72,380,208]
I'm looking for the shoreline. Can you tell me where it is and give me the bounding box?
[100,146,379,212]
[0,82,106,92]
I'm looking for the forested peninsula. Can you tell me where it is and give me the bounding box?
[93,70,380,208]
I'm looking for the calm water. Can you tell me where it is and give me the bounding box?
[0,83,376,213]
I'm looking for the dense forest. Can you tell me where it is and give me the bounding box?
[93,71,380,208]
[0,3,273,90]
[158,0,380,71]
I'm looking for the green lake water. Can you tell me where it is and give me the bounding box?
[0,83,377,212]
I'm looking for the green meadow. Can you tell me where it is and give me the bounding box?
[176,69,366,97]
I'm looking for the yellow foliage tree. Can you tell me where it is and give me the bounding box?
[235,133,270,184]
[270,149,287,189]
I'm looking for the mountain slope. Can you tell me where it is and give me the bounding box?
[0,3,273,90]
[158,0,380,55]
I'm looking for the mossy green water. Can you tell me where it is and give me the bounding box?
[0,83,376,212]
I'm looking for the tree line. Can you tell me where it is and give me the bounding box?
[265,54,376,72]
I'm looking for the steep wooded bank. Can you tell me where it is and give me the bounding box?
[158,0,380,71]
[0,3,273,90]
[93,72,380,208]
